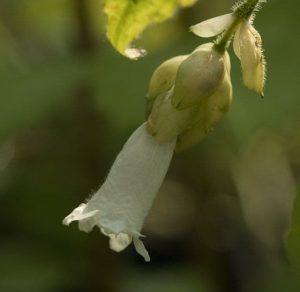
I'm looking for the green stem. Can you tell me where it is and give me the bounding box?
[213,0,261,53]
[213,16,241,53]
[234,0,261,19]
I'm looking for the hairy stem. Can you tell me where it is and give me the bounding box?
[213,0,262,52]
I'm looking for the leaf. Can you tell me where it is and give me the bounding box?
[104,0,197,59]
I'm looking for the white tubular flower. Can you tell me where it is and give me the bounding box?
[190,13,266,96]
[63,123,176,262]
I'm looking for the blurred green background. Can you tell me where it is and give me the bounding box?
[0,0,300,291]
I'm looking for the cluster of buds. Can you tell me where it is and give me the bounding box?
[146,43,232,151]
[63,0,266,261]
[146,0,266,151]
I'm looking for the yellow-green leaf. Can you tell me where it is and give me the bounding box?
[104,0,197,59]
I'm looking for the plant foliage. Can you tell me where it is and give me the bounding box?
[104,0,197,58]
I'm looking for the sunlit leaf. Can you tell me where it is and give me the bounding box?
[104,0,197,59]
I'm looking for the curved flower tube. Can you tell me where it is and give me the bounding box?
[63,123,176,261]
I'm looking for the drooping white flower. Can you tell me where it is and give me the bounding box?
[63,123,176,261]
[191,14,265,95]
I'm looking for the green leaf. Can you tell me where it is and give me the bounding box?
[104,0,197,59]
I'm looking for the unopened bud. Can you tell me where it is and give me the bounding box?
[171,43,226,110]
[176,60,232,152]
[145,55,188,118]
[146,44,232,148]
[147,55,189,101]
[146,90,198,142]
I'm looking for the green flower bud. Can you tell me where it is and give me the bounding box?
[147,55,189,101]
[145,55,188,118]
[171,43,226,110]
[146,89,198,142]
[146,43,232,147]
[176,64,232,152]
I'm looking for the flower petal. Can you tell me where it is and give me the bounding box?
[63,123,176,261]
[107,232,132,252]
[233,25,241,59]
[133,237,150,262]
[235,21,266,96]
[62,204,98,226]
[190,13,235,38]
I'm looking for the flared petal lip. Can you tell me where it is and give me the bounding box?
[62,203,99,226]
[63,203,143,236]
[63,203,151,261]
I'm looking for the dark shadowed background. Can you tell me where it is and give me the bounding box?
[0,0,300,291]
